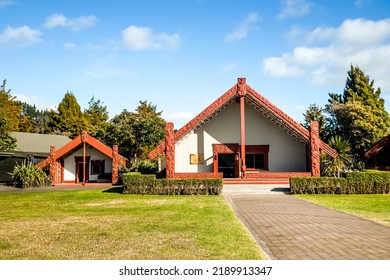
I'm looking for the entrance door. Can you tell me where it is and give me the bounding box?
[218,154,235,178]
[75,157,90,183]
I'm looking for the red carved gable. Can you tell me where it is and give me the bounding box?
[36,131,126,169]
[148,78,337,159]
[364,135,390,159]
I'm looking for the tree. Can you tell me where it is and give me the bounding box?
[321,135,352,177]
[18,102,50,133]
[325,65,390,156]
[102,101,166,161]
[84,96,109,140]
[302,104,327,139]
[47,92,90,138]
[0,79,32,133]
[0,116,16,151]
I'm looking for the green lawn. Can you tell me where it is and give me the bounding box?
[296,194,390,226]
[0,188,266,260]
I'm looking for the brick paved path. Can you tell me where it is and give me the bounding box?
[225,194,390,260]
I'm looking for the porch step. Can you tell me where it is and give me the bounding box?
[223,178,290,185]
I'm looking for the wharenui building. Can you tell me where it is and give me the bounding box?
[149,78,337,180]
[36,131,126,186]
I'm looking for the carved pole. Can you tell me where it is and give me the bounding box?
[310,121,320,177]
[237,78,247,178]
[81,131,87,186]
[165,122,175,178]
[49,146,56,185]
[112,145,119,185]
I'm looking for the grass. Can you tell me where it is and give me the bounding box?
[296,194,390,227]
[0,188,266,260]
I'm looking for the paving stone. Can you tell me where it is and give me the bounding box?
[224,194,390,260]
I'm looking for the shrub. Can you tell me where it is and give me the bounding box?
[10,161,51,188]
[290,171,390,194]
[130,159,158,174]
[121,173,223,195]
[345,171,390,194]
[290,177,348,194]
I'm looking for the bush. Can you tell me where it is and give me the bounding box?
[345,171,390,194]
[290,171,390,194]
[10,161,51,188]
[130,159,158,174]
[290,177,348,194]
[121,173,223,195]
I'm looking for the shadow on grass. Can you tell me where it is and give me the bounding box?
[102,186,123,194]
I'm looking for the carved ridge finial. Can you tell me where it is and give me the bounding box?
[237,77,247,96]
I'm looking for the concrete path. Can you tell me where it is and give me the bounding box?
[225,193,390,260]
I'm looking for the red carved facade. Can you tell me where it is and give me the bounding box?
[310,121,320,177]
[36,131,126,186]
[148,78,338,179]
[165,122,175,178]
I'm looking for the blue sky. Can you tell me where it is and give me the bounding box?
[1,0,390,128]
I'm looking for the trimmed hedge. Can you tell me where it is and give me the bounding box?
[290,177,348,194]
[290,171,390,194]
[121,172,223,195]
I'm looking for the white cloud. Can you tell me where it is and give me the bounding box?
[224,12,259,43]
[263,18,390,89]
[44,13,97,31]
[15,94,55,112]
[0,25,42,47]
[278,0,312,20]
[121,25,181,51]
[64,42,77,50]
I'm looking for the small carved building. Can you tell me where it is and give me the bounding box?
[363,135,390,170]
[149,78,337,179]
[36,131,126,185]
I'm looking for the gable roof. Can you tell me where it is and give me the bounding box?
[1,132,72,157]
[36,131,126,169]
[149,78,337,159]
[363,135,390,159]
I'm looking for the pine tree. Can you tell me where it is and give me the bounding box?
[325,65,390,156]
[302,104,326,139]
[84,96,109,140]
[0,79,32,133]
[48,92,90,138]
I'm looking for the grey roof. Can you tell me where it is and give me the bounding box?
[6,132,72,157]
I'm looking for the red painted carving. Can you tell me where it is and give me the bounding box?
[49,146,57,185]
[173,172,223,178]
[148,78,338,162]
[213,143,240,154]
[165,122,175,178]
[310,121,320,177]
[237,77,247,96]
[81,130,87,143]
[112,145,119,184]
[246,172,311,178]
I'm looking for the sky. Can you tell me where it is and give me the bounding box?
[1,0,390,128]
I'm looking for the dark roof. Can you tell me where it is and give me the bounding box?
[3,132,72,157]
[363,135,390,159]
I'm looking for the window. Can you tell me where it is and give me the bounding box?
[245,154,265,169]
[91,160,105,175]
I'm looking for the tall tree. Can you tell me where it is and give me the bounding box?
[325,65,390,156]
[302,104,326,139]
[84,96,109,140]
[0,79,32,133]
[102,101,166,160]
[48,92,90,138]
[18,102,50,133]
